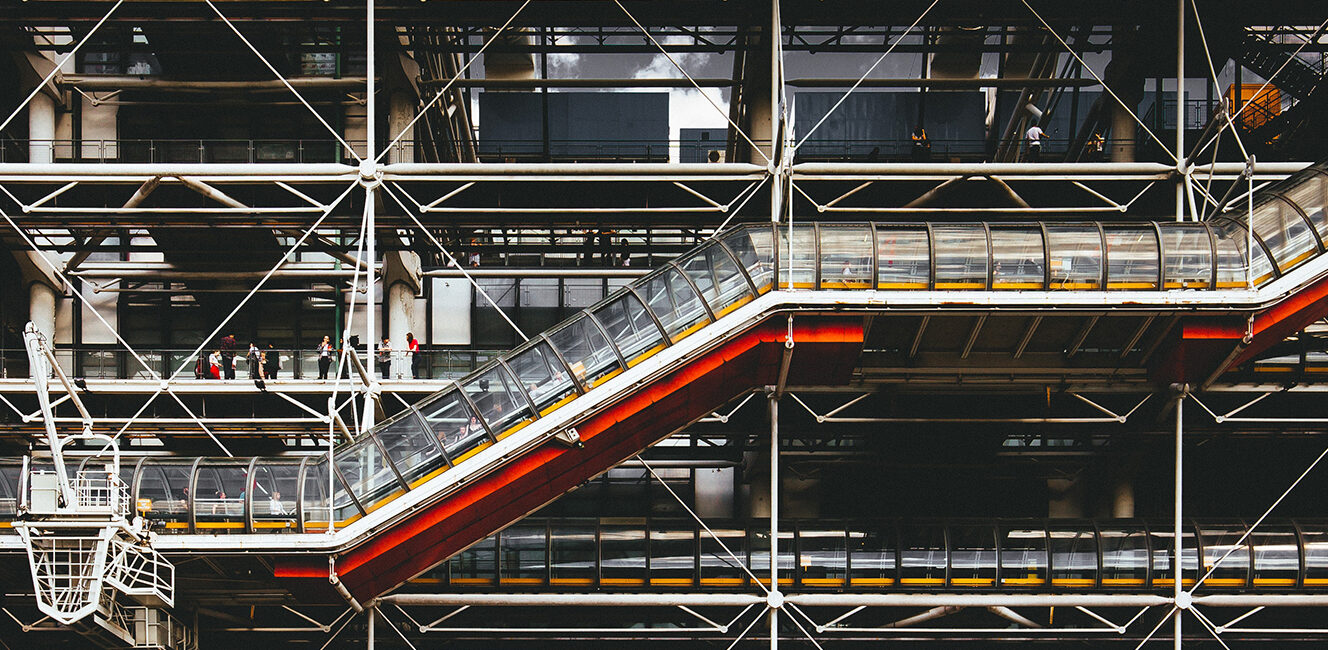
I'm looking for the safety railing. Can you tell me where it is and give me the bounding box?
[0,160,1323,537]
[72,471,130,516]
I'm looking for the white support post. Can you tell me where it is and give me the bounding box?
[1174,387,1185,649]
[1175,0,1186,222]
[363,0,379,430]
[367,605,376,650]
[769,390,780,650]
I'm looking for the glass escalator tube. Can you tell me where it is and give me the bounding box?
[817,223,875,290]
[1045,223,1104,290]
[991,224,1047,290]
[875,224,930,289]
[999,523,1049,588]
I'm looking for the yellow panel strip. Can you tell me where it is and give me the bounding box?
[900,578,945,585]
[538,392,579,418]
[850,578,896,586]
[626,343,665,369]
[876,282,928,290]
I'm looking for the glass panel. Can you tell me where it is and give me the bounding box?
[506,340,579,415]
[650,526,696,586]
[137,461,192,530]
[933,225,988,289]
[250,462,299,533]
[301,460,332,532]
[1250,526,1299,587]
[777,224,817,288]
[193,461,248,533]
[450,535,496,585]
[721,225,776,293]
[749,528,794,587]
[335,438,401,510]
[799,528,847,586]
[899,525,946,586]
[499,524,547,585]
[547,313,623,389]
[1251,196,1317,271]
[374,409,443,484]
[1046,224,1103,289]
[1105,226,1159,289]
[0,463,23,521]
[590,291,665,367]
[948,525,997,587]
[638,266,710,342]
[1150,525,1199,588]
[818,224,874,289]
[550,523,598,585]
[876,226,930,289]
[999,525,1047,587]
[1160,223,1213,288]
[1049,527,1097,588]
[462,363,535,437]
[418,387,488,462]
[1213,218,1275,286]
[849,526,896,587]
[1302,525,1328,586]
[601,523,648,586]
[1100,527,1149,587]
[1200,524,1251,587]
[700,527,747,586]
[679,243,756,314]
[991,226,1045,289]
[1282,173,1328,244]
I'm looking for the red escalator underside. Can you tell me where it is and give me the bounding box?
[1152,274,1328,386]
[275,315,865,602]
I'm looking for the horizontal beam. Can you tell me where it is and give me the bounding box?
[62,76,370,92]
[787,77,1104,88]
[424,78,736,88]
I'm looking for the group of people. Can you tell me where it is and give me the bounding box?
[200,332,425,381]
[906,122,1108,163]
[202,333,281,380]
[316,332,422,380]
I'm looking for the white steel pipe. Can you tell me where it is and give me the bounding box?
[381,594,765,607]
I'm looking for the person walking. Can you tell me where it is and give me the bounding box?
[247,342,261,379]
[264,343,281,379]
[207,350,221,380]
[378,337,393,379]
[220,332,237,380]
[1025,122,1046,162]
[407,332,421,379]
[317,335,333,380]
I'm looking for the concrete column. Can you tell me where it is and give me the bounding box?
[1047,477,1084,518]
[29,281,58,342]
[29,92,56,164]
[383,250,421,379]
[1111,477,1135,518]
[1110,103,1137,162]
[387,90,415,164]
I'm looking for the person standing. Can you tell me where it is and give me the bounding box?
[247,342,261,379]
[220,332,237,380]
[910,123,931,162]
[407,332,420,379]
[1085,131,1105,162]
[208,350,221,380]
[317,335,333,380]
[264,343,281,379]
[378,337,393,379]
[1025,123,1046,162]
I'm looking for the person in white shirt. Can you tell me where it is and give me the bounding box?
[1025,124,1046,162]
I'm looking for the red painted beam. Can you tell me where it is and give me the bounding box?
[274,316,864,602]
[1151,273,1328,385]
